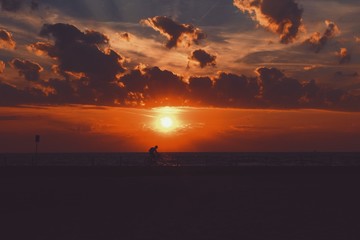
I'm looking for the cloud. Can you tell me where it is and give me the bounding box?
[25,23,129,105]
[0,0,22,11]
[337,48,351,64]
[304,20,340,53]
[0,60,5,73]
[119,66,188,105]
[33,23,125,85]
[214,72,259,106]
[188,76,214,104]
[34,77,127,106]
[0,28,16,49]
[27,41,57,57]
[0,0,38,12]
[1,64,359,110]
[189,49,217,68]
[334,71,358,78]
[143,66,188,100]
[0,81,31,105]
[256,67,305,107]
[141,16,206,48]
[119,69,147,93]
[30,0,38,10]
[10,58,43,81]
[233,0,303,44]
[119,32,130,42]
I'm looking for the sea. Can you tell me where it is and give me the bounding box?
[1,152,360,167]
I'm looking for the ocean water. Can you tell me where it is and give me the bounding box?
[1,152,360,166]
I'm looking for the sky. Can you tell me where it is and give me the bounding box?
[0,0,360,152]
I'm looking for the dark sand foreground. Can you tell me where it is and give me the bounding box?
[1,166,360,239]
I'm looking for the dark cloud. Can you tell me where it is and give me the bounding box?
[1,58,359,110]
[256,67,306,107]
[233,0,303,44]
[255,67,360,110]
[30,0,38,10]
[37,65,188,107]
[144,66,187,100]
[27,41,58,57]
[0,0,38,12]
[41,78,127,106]
[120,69,147,93]
[214,72,260,106]
[188,76,214,104]
[34,23,125,85]
[304,20,340,53]
[337,48,351,64]
[120,67,187,104]
[189,49,216,68]
[119,66,188,105]
[0,0,22,11]
[334,71,358,78]
[0,81,38,106]
[300,79,322,107]
[0,28,16,49]
[141,16,206,48]
[24,23,129,105]
[10,58,43,81]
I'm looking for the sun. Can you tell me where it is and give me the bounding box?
[152,107,182,133]
[160,116,173,128]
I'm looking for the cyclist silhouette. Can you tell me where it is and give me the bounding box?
[148,145,159,165]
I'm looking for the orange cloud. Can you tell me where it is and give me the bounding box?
[233,0,303,44]
[119,32,130,42]
[9,58,43,81]
[27,41,57,57]
[337,48,351,64]
[0,60,5,73]
[0,28,16,49]
[141,16,206,48]
[304,20,340,53]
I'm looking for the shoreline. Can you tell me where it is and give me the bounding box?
[1,165,360,176]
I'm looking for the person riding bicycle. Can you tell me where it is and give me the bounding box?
[148,145,159,165]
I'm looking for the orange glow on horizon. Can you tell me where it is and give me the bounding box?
[1,105,360,153]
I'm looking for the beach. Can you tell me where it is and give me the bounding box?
[1,166,360,239]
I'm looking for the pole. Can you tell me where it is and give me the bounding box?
[34,135,40,166]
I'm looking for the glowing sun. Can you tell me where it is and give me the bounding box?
[152,107,183,133]
[160,116,173,128]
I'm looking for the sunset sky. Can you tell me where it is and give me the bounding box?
[1,0,360,152]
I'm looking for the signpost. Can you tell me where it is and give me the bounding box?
[34,134,40,166]
[35,135,40,154]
